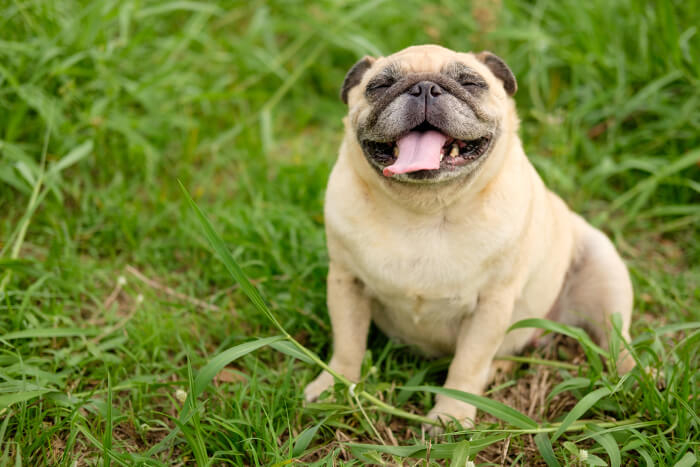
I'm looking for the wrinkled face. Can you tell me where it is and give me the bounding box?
[343,46,517,184]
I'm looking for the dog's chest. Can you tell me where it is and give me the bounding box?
[335,216,494,355]
[366,248,480,319]
[335,215,492,324]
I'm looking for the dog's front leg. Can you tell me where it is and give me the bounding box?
[304,261,371,402]
[427,290,515,430]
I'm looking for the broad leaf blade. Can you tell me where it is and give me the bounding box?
[508,318,607,356]
[534,433,561,467]
[397,367,428,405]
[547,377,591,401]
[191,336,284,401]
[292,417,327,457]
[589,427,621,467]
[0,328,99,341]
[403,385,538,429]
[347,435,506,461]
[49,140,93,175]
[450,440,470,466]
[673,452,698,467]
[552,387,611,440]
[270,340,315,364]
[0,390,53,410]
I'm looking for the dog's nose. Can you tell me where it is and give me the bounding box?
[407,81,443,99]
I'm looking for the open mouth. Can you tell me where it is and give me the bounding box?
[362,123,492,177]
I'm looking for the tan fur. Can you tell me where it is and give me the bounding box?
[305,45,634,431]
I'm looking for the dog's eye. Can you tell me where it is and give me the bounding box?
[457,75,487,90]
[366,77,395,92]
[460,80,485,89]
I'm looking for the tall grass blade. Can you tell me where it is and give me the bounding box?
[188,336,284,417]
[403,386,538,429]
[48,140,93,176]
[508,319,607,356]
[587,424,622,467]
[0,328,99,341]
[270,340,315,364]
[450,440,471,466]
[103,371,112,467]
[552,387,611,440]
[534,433,561,467]
[292,416,328,457]
[178,179,284,330]
[0,390,53,410]
[347,434,507,461]
[673,452,697,467]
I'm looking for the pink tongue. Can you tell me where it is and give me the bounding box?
[383,130,449,177]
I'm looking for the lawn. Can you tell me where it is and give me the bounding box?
[1,0,699,465]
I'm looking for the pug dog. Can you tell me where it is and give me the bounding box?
[304,45,635,430]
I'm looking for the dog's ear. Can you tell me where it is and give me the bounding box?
[476,51,517,96]
[340,56,375,104]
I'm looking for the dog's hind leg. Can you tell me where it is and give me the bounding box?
[553,215,635,373]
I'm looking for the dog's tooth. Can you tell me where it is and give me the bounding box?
[393,146,399,157]
[440,149,445,162]
[449,143,459,158]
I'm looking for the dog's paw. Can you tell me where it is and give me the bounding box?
[304,371,335,402]
[616,348,636,374]
[423,399,476,437]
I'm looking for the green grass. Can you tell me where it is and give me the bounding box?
[1,0,699,464]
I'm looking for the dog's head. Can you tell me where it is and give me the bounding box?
[341,45,517,185]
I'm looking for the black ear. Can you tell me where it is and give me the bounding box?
[340,56,375,104]
[476,51,517,96]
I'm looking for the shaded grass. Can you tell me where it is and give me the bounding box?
[1,0,699,465]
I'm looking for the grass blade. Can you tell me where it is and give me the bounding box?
[347,435,506,461]
[589,428,621,467]
[190,336,284,407]
[607,147,700,217]
[0,328,99,341]
[508,318,607,356]
[48,140,93,176]
[348,444,423,458]
[0,390,53,410]
[534,433,561,467]
[178,179,284,330]
[552,387,611,440]
[103,372,112,467]
[638,449,655,467]
[508,318,606,373]
[547,377,591,402]
[270,340,315,364]
[673,452,697,467]
[397,367,428,405]
[292,416,328,457]
[450,440,470,466]
[403,386,538,429]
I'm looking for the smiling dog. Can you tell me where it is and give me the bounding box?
[305,45,635,430]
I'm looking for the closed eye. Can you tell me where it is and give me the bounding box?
[367,83,392,92]
[368,83,391,91]
[366,76,396,92]
[458,77,487,89]
[443,62,489,91]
